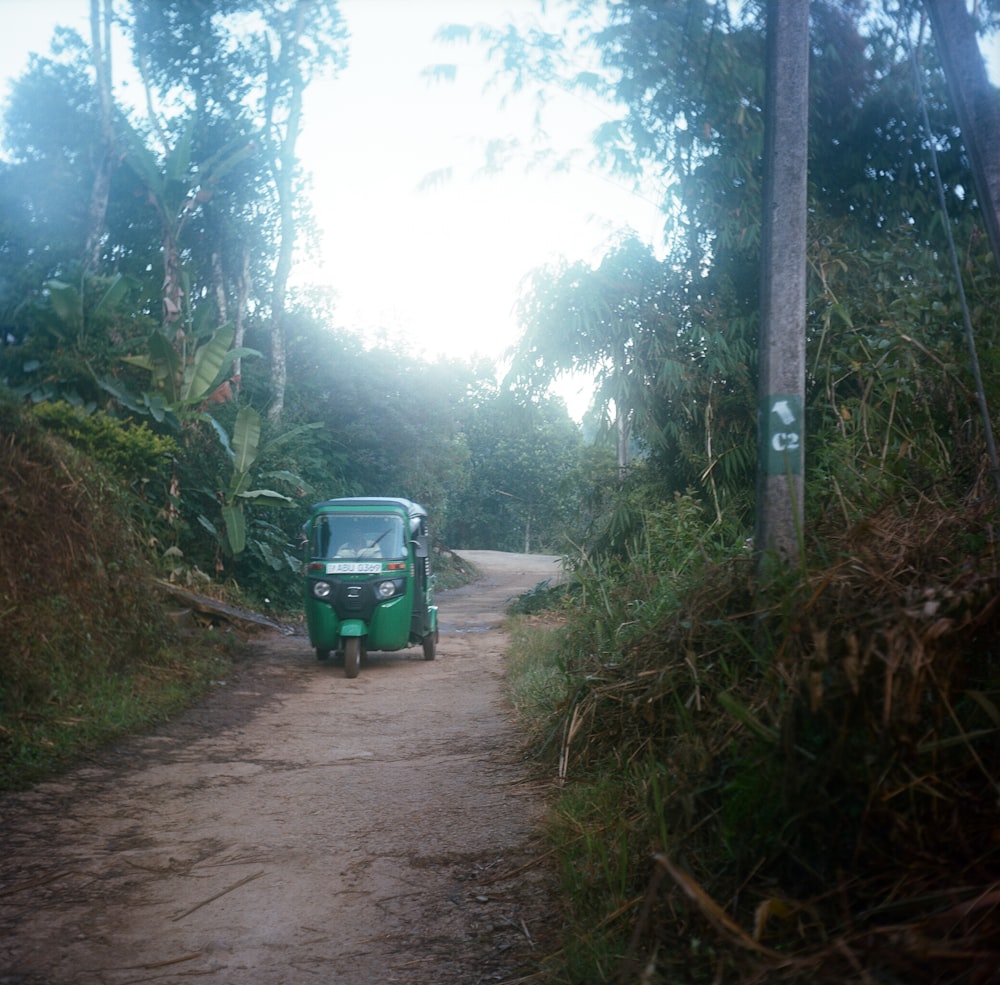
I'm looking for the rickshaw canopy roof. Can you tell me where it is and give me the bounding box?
[308,497,428,522]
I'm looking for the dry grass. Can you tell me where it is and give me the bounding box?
[531,492,1000,983]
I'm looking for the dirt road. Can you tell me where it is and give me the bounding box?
[0,551,564,985]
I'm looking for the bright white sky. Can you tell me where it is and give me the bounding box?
[299,1,665,367]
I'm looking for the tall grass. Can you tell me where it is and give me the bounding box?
[505,491,1000,983]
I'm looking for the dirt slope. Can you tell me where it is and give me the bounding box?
[0,550,564,985]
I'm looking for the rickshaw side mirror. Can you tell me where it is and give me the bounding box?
[412,534,428,559]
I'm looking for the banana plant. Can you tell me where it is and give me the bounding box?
[101,110,259,422]
[45,274,135,349]
[101,317,260,425]
[207,406,318,557]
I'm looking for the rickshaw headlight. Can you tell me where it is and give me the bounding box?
[312,580,333,599]
[376,579,404,600]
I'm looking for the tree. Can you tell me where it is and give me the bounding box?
[0,2,348,589]
[275,312,476,526]
[84,0,116,275]
[446,384,583,551]
[482,0,999,538]
[925,0,1000,277]
[509,236,675,478]
[510,233,757,524]
[125,0,347,422]
[253,1,348,422]
[0,43,108,290]
[923,0,1000,494]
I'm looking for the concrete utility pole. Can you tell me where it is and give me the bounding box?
[755,0,810,567]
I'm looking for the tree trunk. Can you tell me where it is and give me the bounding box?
[84,0,115,275]
[266,107,299,423]
[616,408,631,482]
[233,243,251,386]
[212,250,228,325]
[755,0,809,566]
[162,227,184,335]
[265,4,310,425]
[259,0,347,422]
[925,0,1000,277]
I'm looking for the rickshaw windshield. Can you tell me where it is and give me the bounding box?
[311,514,406,560]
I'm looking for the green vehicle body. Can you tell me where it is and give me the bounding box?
[303,497,438,677]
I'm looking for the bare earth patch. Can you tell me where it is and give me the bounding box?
[0,551,564,985]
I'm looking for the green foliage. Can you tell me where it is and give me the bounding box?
[556,493,748,681]
[106,317,261,425]
[152,405,317,607]
[432,548,482,591]
[505,616,569,726]
[199,405,315,562]
[546,775,641,978]
[0,643,232,791]
[509,224,758,522]
[0,397,235,790]
[503,502,755,978]
[29,399,178,488]
[804,213,1000,519]
[1,270,156,408]
[496,1,999,542]
[0,44,101,287]
[506,483,1000,982]
[445,384,584,551]
[211,405,292,556]
[276,316,473,506]
[506,578,577,616]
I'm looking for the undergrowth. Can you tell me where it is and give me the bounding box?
[0,401,237,790]
[505,490,1000,984]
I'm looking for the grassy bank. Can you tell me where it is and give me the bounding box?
[0,641,235,791]
[504,494,1000,983]
[0,407,238,791]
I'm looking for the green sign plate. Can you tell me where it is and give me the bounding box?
[761,394,803,475]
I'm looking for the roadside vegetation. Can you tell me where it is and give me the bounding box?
[0,397,237,790]
[506,481,999,983]
[490,3,1000,975]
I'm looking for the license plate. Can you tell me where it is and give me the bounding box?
[326,561,382,574]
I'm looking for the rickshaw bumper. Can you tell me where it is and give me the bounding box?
[338,619,367,637]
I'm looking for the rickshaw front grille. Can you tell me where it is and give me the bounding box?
[324,579,377,622]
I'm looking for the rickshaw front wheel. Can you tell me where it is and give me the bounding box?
[422,632,436,661]
[344,637,361,679]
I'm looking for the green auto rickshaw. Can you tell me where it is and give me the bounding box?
[302,497,438,678]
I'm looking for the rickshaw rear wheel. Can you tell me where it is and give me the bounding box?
[316,648,330,662]
[422,632,436,661]
[344,637,361,678]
